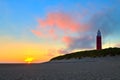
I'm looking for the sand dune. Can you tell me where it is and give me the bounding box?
[0,56,120,80]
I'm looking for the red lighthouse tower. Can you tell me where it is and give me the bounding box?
[96,30,102,50]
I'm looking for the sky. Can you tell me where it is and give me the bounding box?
[0,0,120,63]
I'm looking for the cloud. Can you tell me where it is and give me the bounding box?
[62,36,73,46]
[32,12,89,38]
[60,7,120,52]
[90,6,120,37]
[90,12,113,36]
[62,35,94,51]
[48,29,58,40]
[46,48,68,57]
[61,6,120,51]
[57,48,69,54]
[32,2,120,53]
[31,30,43,37]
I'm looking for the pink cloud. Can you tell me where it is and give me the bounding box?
[38,19,48,27]
[62,36,73,45]
[31,30,43,37]
[32,12,90,39]
[45,12,89,32]
[48,29,58,40]
[32,11,92,52]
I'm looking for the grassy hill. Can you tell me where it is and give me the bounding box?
[50,47,120,61]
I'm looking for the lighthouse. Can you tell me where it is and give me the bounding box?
[96,30,102,50]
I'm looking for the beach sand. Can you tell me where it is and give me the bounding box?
[0,56,120,80]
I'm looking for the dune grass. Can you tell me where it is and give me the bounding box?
[50,47,120,61]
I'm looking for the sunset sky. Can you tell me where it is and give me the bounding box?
[0,0,120,63]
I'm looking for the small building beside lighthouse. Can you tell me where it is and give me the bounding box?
[96,30,102,50]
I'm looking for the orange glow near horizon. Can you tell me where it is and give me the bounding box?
[1,36,118,63]
[0,38,63,63]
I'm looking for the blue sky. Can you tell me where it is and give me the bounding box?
[0,0,110,37]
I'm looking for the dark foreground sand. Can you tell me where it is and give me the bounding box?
[0,56,120,80]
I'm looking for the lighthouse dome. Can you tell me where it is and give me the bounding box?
[97,30,101,36]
